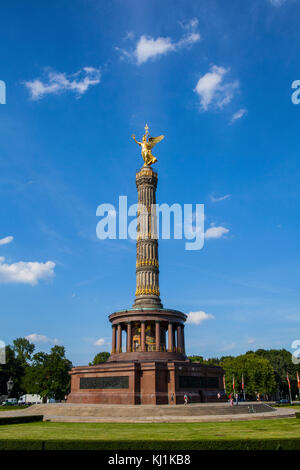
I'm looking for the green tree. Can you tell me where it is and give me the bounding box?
[221,352,276,399]
[13,338,35,367]
[255,349,300,398]
[90,352,110,365]
[188,355,204,363]
[203,357,220,366]
[23,346,72,400]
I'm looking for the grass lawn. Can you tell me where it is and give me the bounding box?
[0,418,300,450]
[272,404,300,408]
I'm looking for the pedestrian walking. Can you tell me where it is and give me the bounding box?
[184,393,188,405]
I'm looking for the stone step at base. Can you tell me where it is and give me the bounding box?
[44,409,295,423]
[24,403,274,418]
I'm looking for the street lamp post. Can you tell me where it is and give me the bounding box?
[6,377,14,397]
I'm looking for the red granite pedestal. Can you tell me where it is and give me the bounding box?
[68,360,225,405]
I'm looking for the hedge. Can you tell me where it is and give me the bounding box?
[0,415,43,426]
[0,438,300,450]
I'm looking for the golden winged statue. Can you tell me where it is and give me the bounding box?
[132,124,164,166]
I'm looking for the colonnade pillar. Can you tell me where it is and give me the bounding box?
[155,321,161,351]
[177,324,182,353]
[182,325,185,353]
[117,324,122,353]
[168,322,174,352]
[141,321,146,352]
[126,322,132,352]
[113,321,185,355]
[111,325,116,354]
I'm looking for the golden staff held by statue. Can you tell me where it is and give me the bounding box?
[132,124,164,167]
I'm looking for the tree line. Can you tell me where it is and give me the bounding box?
[188,349,300,399]
[0,338,72,401]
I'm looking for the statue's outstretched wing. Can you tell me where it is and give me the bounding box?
[148,135,164,149]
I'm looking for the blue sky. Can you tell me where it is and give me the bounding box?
[1,0,300,365]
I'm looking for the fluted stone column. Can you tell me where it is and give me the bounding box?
[177,325,182,353]
[173,326,176,352]
[117,324,122,353]
[168,322,174,352]
[126,322,132,352]
[182,325,185,354]
[141,321,146,352]
[111,325,116,354]
[155,321,161,352]
[133,167,162,309]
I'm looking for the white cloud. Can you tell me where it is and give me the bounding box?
[231,108,248,123]
[179,18,199,31]
[124,31,135,41]
[117,18,200,64]
[269,0,287,6]
[94,338,106,347]
[24,66,101,100]
[205,226,229,239]
[0,236,14,246]
[186,311,215,325]
[221,342,236,352]
[135,36,175,64]
[247,338,255,344]
[0,257,55,285]
[25,334,60,345]
[210,194,231,202]
[194,65,239,111]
